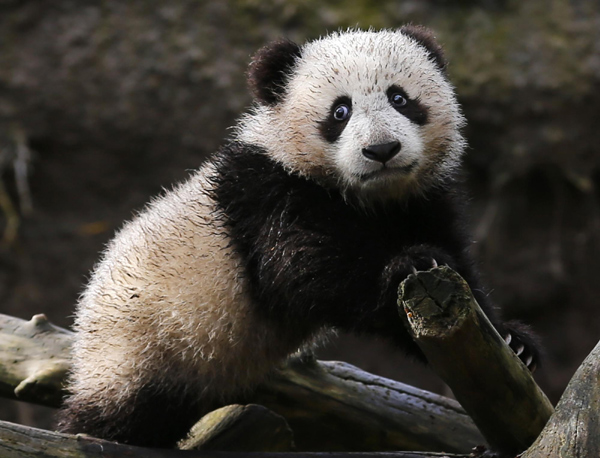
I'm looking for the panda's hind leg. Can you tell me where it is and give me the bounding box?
[57,381,204,448]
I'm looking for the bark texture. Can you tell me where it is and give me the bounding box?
[0,313,72,407]
[522,339,600,458]
[178,404,294,452]
[0,418,466,458]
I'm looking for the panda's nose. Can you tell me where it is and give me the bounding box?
[362,141,401,164]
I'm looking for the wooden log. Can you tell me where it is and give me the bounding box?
[521,338,600,457]
[253,358,483,452]
[0,313,72,407]
[178,404,295,452]
[0,419,467,458]
[0,312,484,453]
[399,266,554,456]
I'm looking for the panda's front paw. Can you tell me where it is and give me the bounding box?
[381,245,456,308]
[500,321,540,372]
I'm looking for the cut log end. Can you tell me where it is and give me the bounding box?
[400,266,473,337]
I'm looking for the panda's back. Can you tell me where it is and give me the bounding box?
[69,158,303,406]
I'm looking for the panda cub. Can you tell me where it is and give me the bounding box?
[58,27,539,448]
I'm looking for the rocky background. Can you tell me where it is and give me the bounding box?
[1,0,599,433]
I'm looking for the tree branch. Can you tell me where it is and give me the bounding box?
[0,313,72,407]
[0,419,467,458]
[253,358,482,452]
[522,338,600,457]
[399,266,554,456]
[179,404,294,452]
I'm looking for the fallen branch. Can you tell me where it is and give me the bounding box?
[179,404,294,452]
[0,313,72,407]
[0,419,467,458]
[253,358,482,452]
[399,267,554,456]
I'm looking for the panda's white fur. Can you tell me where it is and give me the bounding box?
[58,28,538,448]
[68,163,302,411]
[237,29,465,201]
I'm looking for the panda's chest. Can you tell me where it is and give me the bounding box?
[212,144,446,266]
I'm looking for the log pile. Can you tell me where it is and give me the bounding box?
[0,267,597,457]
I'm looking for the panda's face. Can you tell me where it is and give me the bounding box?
[238,30,465,201]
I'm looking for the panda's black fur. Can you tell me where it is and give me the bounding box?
[213,143,475,346]
[57,27,540,449]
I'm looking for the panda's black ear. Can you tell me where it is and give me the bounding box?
[247,39,302,105]
[400,25,447,72]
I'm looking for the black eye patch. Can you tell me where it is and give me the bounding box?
[318,96,352,143]
[386,85,429,126]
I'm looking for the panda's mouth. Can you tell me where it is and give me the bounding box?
[356,160,418,182]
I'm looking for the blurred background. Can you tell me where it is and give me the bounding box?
[1,0,599,432]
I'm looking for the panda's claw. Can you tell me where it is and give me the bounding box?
[503,330,538,372]
[431,258,438,268]
[500,323,540,373]
[515,343,525,356]
[411,265,418,275]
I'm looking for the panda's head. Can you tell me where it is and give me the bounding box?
[236,27,466,203]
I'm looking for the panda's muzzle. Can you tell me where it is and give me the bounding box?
[362,141,401,164]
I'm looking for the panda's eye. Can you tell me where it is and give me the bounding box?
[333,104,351,122]
[390,93,408,107]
